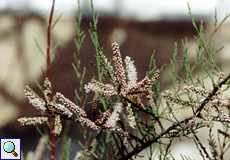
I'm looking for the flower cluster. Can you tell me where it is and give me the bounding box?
[18,42,160,153]
[85,42,159,109]
[84,42,159,131]
[79,102,129,135]
[82,42,160,141]
[83,42,161,144]
[206,92,230,124]
[184,85,208,96]
[162,90,198,109]
[74,102,130,148]
[104,102,123,128]
[162,72,230,125]
[126,102,136,128]
[18,78,86,135]
[18,117,49,125]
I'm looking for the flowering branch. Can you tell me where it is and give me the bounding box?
[17,1,230,158]
[18,78,86,159]
[119,72,230,159]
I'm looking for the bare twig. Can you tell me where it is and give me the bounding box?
[191,128,212,160]
[46,0,55,81]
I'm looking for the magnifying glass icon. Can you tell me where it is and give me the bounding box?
[3,141,18,157]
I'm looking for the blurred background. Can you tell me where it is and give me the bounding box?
[0,0,230,159]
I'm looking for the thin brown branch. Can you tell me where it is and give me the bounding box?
[219,128,229,159]
[191,129,212,160]
[118,115,195,160]
[135,105,165,132]
[46,0,55,81]
[132,125,147,144]
[112,133,125,159]
[47,0,55,160]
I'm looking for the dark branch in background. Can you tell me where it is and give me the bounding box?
[46,0,55,160]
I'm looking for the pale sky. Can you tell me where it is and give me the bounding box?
[0,0,229,21]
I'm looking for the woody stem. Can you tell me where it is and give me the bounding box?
[47,0,55,159]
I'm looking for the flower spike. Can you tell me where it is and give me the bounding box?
[18,78,85,136]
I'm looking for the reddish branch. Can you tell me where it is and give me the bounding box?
[46,0,55,81]
[47,0,55,160]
